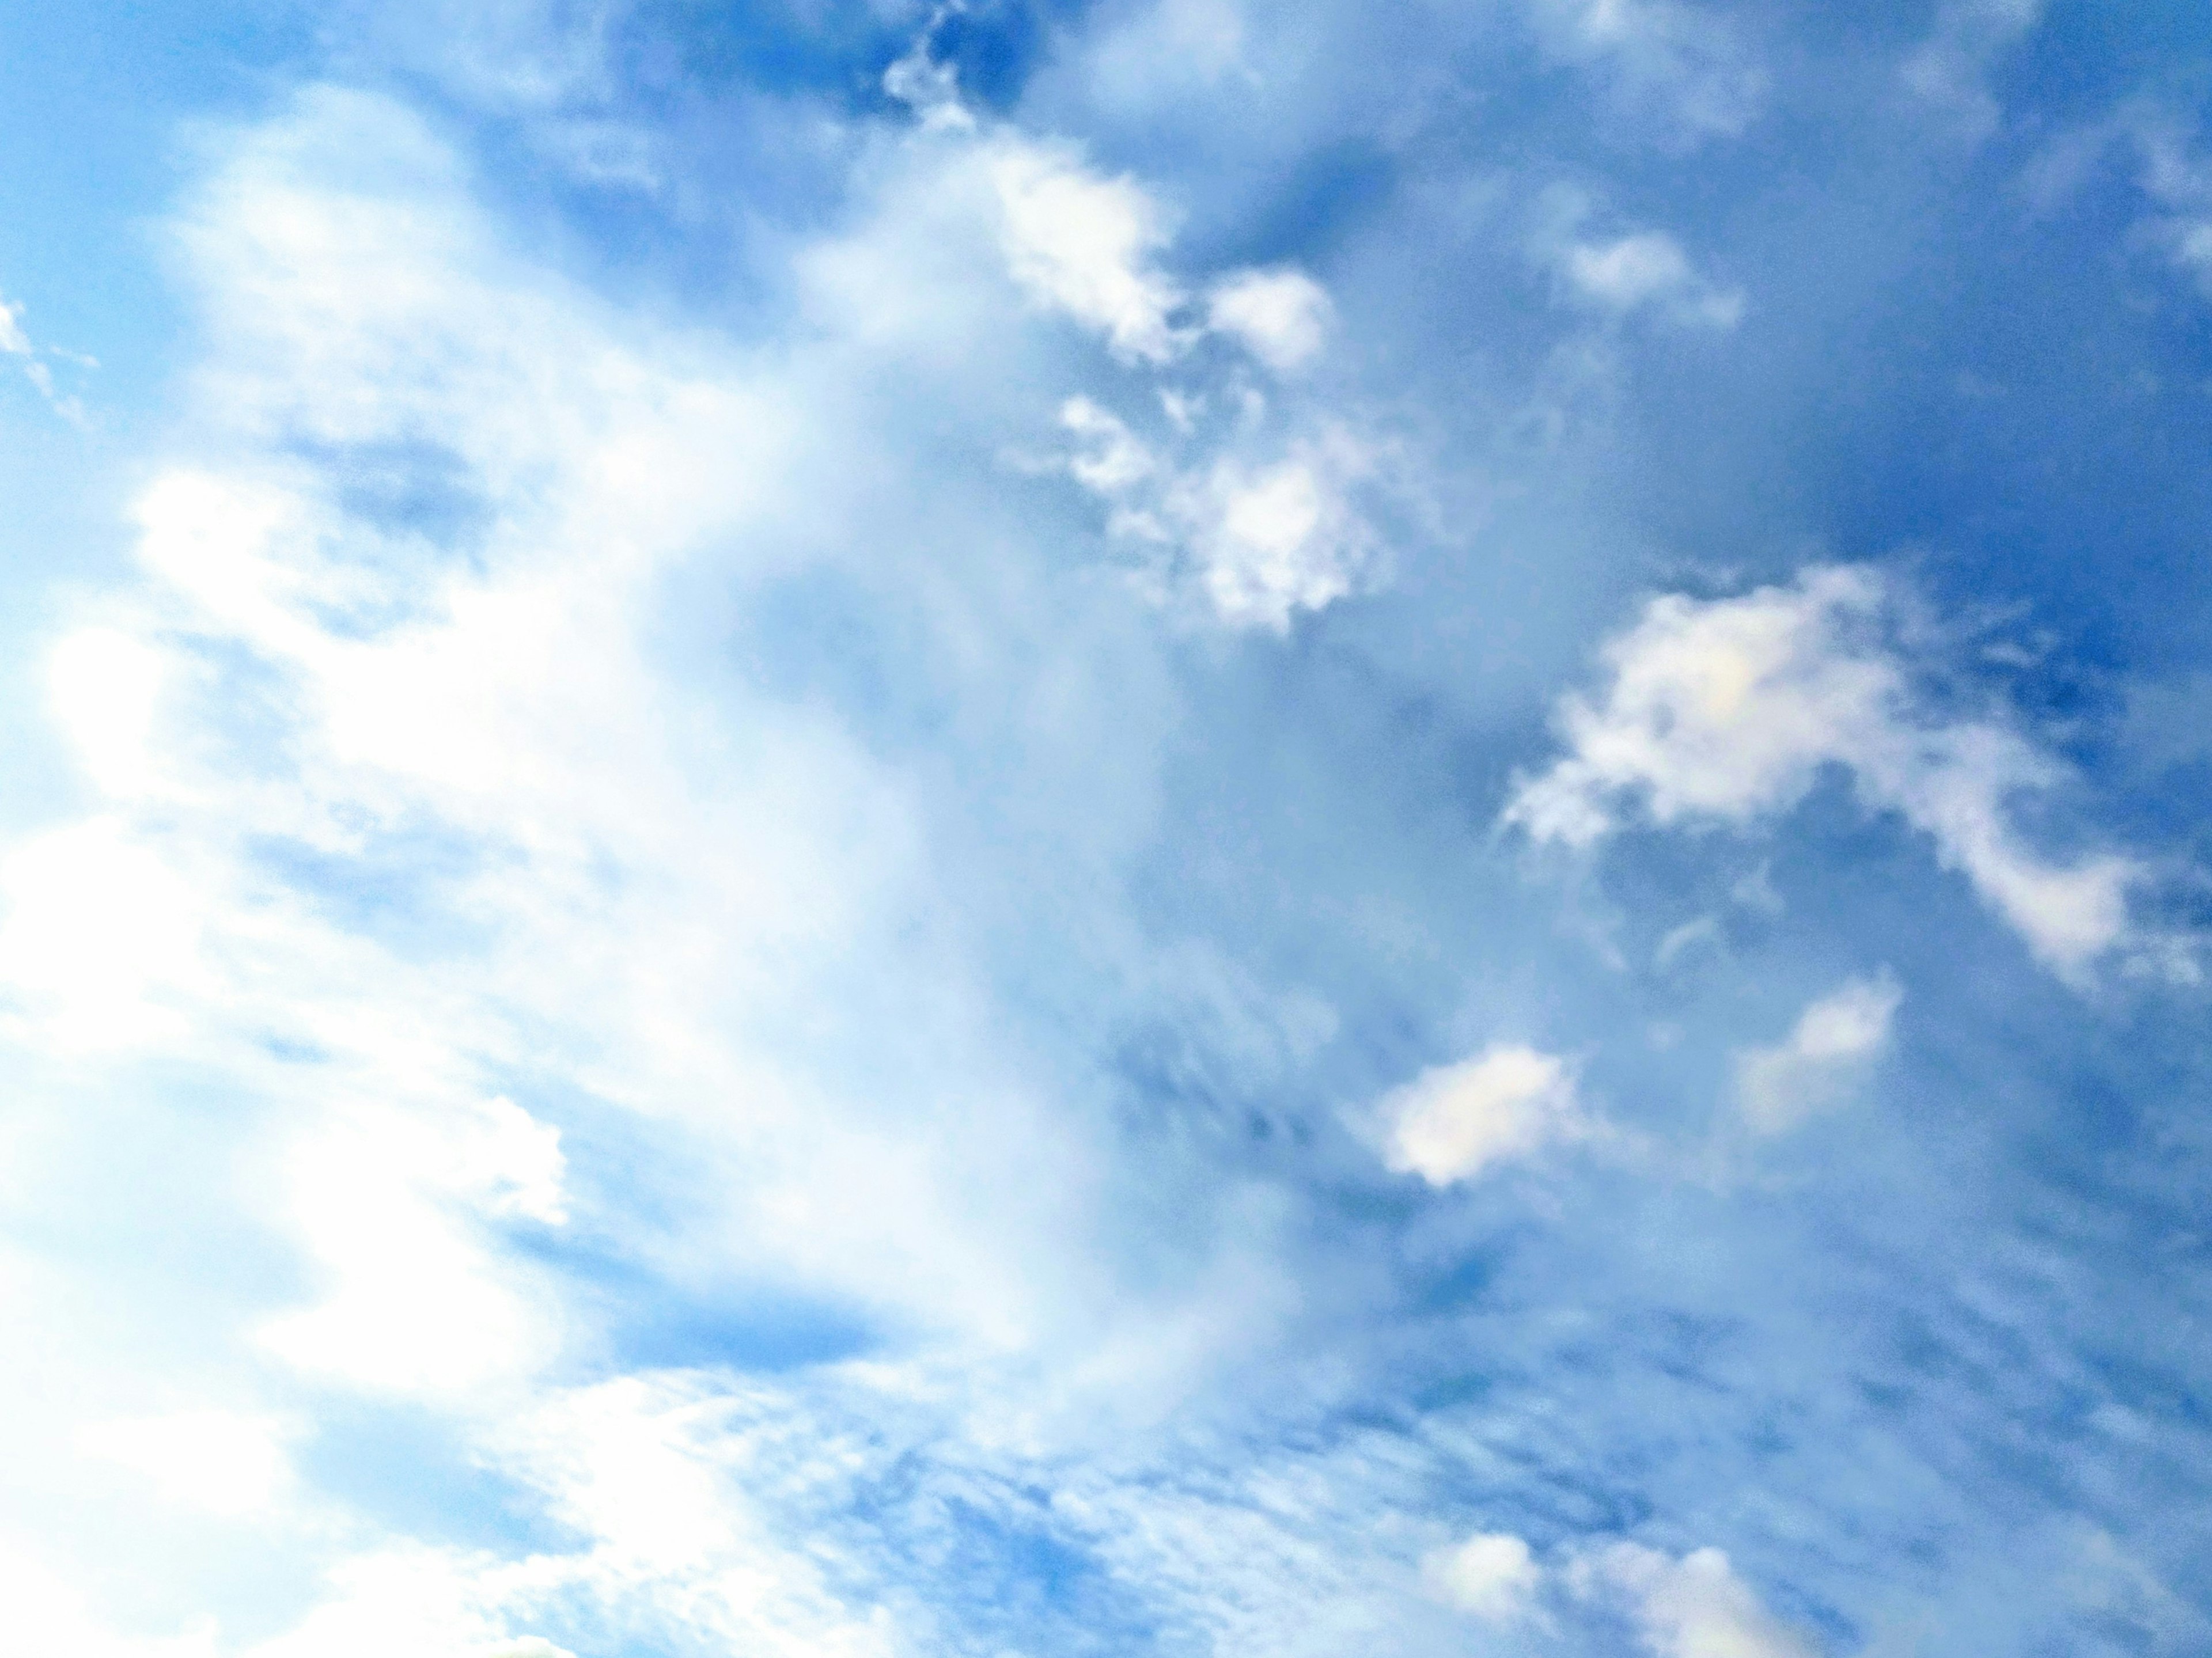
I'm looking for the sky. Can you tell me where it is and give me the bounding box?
[2,1,2212,1653]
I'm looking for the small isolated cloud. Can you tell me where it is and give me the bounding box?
[1206,267,1332,371]
[1375,1043,1587,1185]
[1059,398,1380,632]
[1734,972,1902,1135]
[1426,1531,1543,1625]
[991,138,1189,364]
[1562,230,1744,328]
[1573,1543,1818,1658]
[1526,0,1767,141]
[1530,191,1741,329]
[1502,564,2141,978]
[1902,0,2043,142]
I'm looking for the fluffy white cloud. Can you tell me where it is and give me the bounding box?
[0,1538,218,1658]
[991,137,1191,364]
[1503,564,2141,977]
[1572,1542,1817,1658]
[78,1409,299,1519]
[1426,1531,1543,1624]
[1376,1044,1588,1185]
[1058,382,1380,633]
[1734,973,1901,1135]
[1206,267,1332,371]
[1560,229,1744,328]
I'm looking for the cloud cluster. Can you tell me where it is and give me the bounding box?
[1429,1530,1817,1657]
[887,35,1381,632]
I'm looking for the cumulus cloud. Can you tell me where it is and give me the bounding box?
[1206,267,1332,371]
[1426,1531,1544,1624]
[1560,229,1744,328]
[1503,564,2141,977]
[1534,195,1744,329]
[991,137,1191,364]
[1056,372,1381,633]
[1571,1542,1818,1658]
[1734,973,1901,1135]
[1429,1531,1817,1656]
[1374,1043,1588,1185]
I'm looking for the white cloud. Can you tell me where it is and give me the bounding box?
[1426,1531,1543,1624]
[0,293,29,356]
[1902,0,2043,141]
[78,1409,298,1518]
[1571,1542,1817,1658]
[1562,229,1744,328]
[1376,1043,1587,1185]
[1734,972,1902,1135]
[1059,390,1379,633]
[991,137,1190,364]
[1207,267,1332,371]
[0,1537,218,1658]
[1527,0,1766,141]
[1503,564,2141,977]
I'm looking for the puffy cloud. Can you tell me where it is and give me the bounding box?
[1571,1542,1817,1658]
[1206,267,1332,371]
[1734,973,1900,1135]
[991,137,1191,364]
[1374,1044,1588,1185]
[1503,565,2141,977]
[78,1410,298,1519]
[1426,1531,1543,1624]
[0,1538,218,1658]
[1560,229,1744,329]
[1533,195,1744,329]
[1056,374,1380,633]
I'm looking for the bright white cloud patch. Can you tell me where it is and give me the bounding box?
[1504,564,2140,977]
[1206,267,1332,370]
[79,1410,297,1518]
[1377,1044,1586,1185]
[991,138,1189,364]
[1562,229,1744,328]
[1571,1542,1817,1658]
[1426,1531,1544,1623]
[1735,973,1901,1135]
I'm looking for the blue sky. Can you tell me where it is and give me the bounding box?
[3,2,2211,1654]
